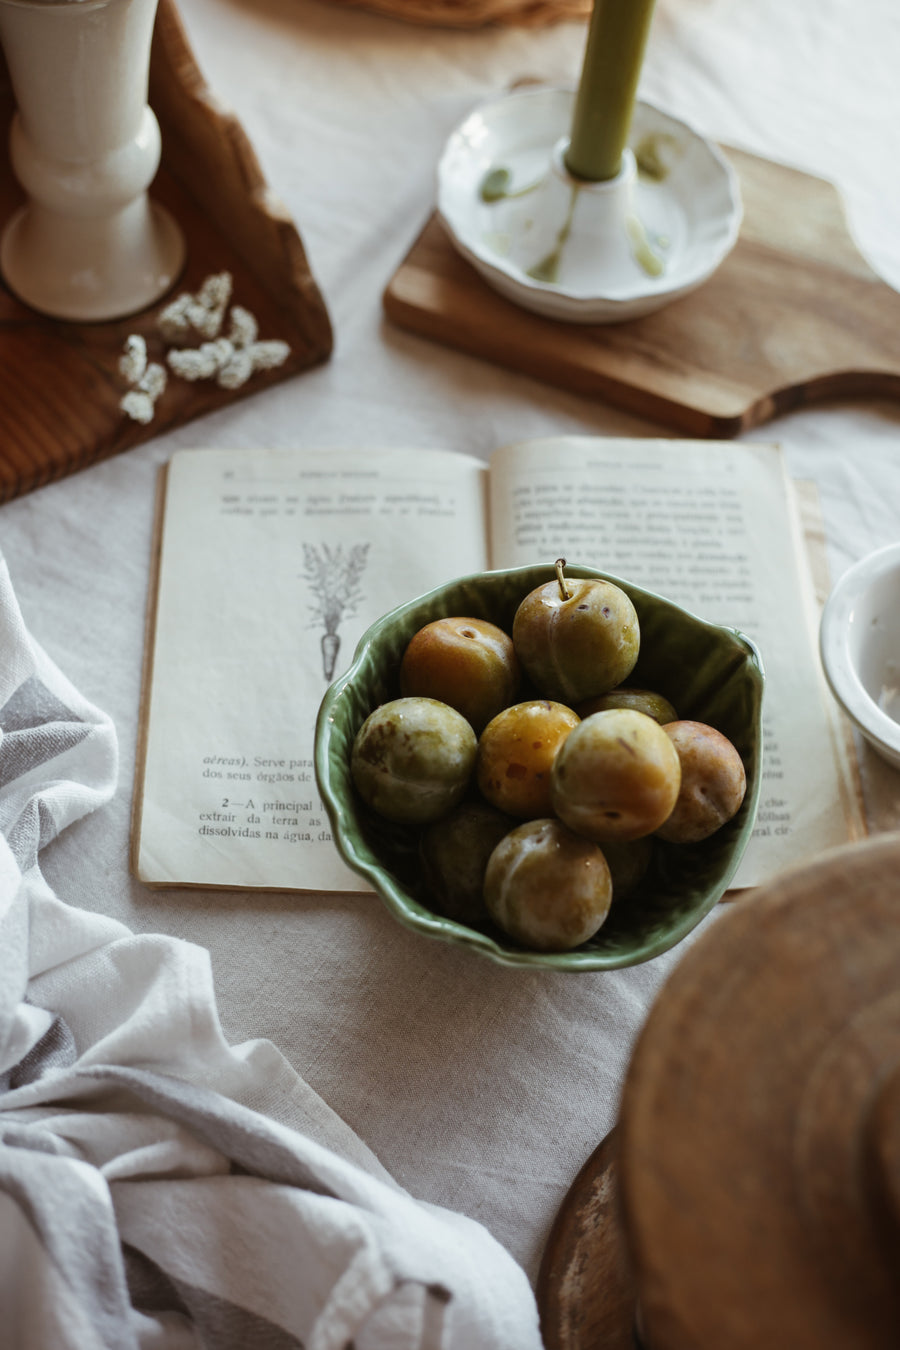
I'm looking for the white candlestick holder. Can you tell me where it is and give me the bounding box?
[437,85,742,325]
[0,0,185,323]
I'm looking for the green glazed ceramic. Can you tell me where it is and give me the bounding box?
[315,563,764,970]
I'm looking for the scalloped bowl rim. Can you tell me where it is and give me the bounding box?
[315,564,765,970]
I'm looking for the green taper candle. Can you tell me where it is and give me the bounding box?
[565,0,658,182]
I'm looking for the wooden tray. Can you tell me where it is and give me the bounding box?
[536,1127,637,1350]
[384,146,900,436]
[324,0,590,28]
[536,833,900,1350]
[0,0,332,503]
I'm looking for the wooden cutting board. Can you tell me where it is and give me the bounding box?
[0,0,332,504]
[384,147,900,436]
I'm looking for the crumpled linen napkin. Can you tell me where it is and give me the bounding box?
[0,552,542,1350]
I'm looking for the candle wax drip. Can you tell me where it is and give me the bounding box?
[526,183,580,284]
[478,142,670,286]
[633,132,679,182]
[626,215,666,276]
[524,190,665,286]
[479,166,545,204]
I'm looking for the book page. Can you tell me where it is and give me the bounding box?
[488,436,861,889]
[133,447,488,891]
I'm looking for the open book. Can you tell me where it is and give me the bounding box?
[131,437,864,893]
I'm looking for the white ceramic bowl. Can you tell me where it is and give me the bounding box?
[820,542,900,770]
[436,85,743,324]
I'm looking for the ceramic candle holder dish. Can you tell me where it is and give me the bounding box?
[436,86,742,324]
[315,564,765,971]
[820,543,900,771]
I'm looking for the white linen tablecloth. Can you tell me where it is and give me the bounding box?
[0,556,542,1348]
[1,0,898,1314]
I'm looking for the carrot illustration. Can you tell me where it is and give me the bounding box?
[302,542,370,681]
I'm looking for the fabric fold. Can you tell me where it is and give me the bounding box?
[0,552,541,1350]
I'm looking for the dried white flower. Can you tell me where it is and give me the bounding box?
[249,340,290,373]
[228,304,258,348]
[119,336,167,423]
[217,347,255,390]
[157,272,234,342]
[138,361,167,401]
[213,338,289,389]
[119,334,147,385]
[185,302,221,340]
[119,389,156,425]
[186,272,232,339]
[197,271,232,313]
[157,292,193,343]
[167,338,234,382]
[160,278,291,394]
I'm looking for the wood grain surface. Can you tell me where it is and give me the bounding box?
[384,147,900,436]
[536,1127,638,1350]
[537,833,900,1350]
[0,0,332,503]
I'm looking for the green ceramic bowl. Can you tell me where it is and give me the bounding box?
[315,563,764,970]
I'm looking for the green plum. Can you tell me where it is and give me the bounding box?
[551,708,682,842]
[419,801,514,924]
[477,699,580,819]
[655,720,747,843]
[576,687,677,726]
[400,615,520,733]
[350,696,477,824]
[512,559,640,705]
[484,817,612,951]
[601,835,655,901]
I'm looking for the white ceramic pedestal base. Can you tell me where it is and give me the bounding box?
[1,194,184,323]
[0,0,186,323]
[437,86,743,324]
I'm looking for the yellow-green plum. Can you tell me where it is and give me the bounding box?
[419,801,514,925]
[400,616,520,733]
[484,817,612,951]
[655,720,747,843]
[576,687,677,726]
[601,835,654,901]
[477,699,580,819]
[350,696,476,825]
[512,561,640,705]
[551,708,682,842]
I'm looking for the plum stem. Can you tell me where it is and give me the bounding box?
[555,557,570,600]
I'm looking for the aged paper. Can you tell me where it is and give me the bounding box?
[133,447,487,890]
[488,436,861,888]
